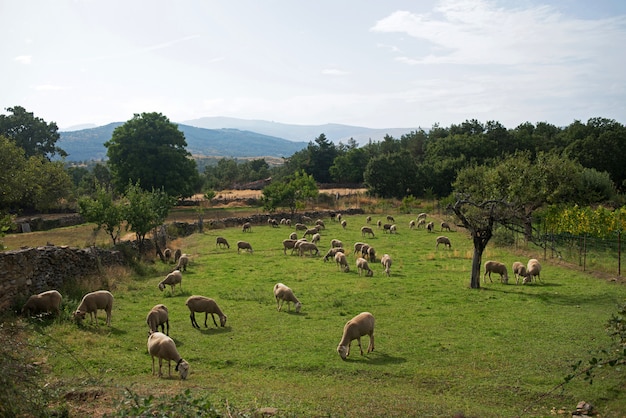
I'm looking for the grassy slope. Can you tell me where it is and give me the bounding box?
[21,213,626,417]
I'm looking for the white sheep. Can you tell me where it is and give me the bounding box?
[364,246,376,263]
[353,242,367,255]
[158,270,183,294]
[174,248,182,263]
[282,239,298,255]
[417,219,426,229]
[525,259,542,284]
[409,220,416,229]
[73,290,114,326]
[337,312,375,360]
[315,219,325,229]
[417,212,427,221]
[175,254,189,271]
[147,331,189,380]
[380,254,392,277]
[163,248,172,263]
[21,289,62,317]
[356,257,374,277]
[386,215,395,223]
[216,236,230,249]
[146,304,169,335]
[186,295,228,328]
[441,221,452,232]
[512,262,527,284]
[289,232,298,240]
[299,241,319,256]
[303,227,320,238]
[382,223,393,233]
[311,232,321,245]
[366,216,372,224]
[426,221,434,232]
[294,223,308,231]
[330,238,343,249]
[389,224,397,234]
[237,240,253,253]
[376,219,382,228]
[268,218,279,227]
[361,226,375,238]
[323,247,345,262]
[334,252,350,272]
[483,261,509,284]
[301,215,313,224]
[436,236,451,249]
[242,222,252,232]
[341,220,347,229]
[273,283,302,313]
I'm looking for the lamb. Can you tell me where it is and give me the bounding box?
[330,238,343,249]
[146,304,169,335]
[441,221,452,232]
[324,247,345,262]
[361,226,375,238]
[175,254,189,271]
[216,236,230,249]
[356,257,374,277]
[483,261,509,284]
[282,239,298,255]
[512,262,527,284]
[242,222,252,232]
[380,254,392,277]
[334,251,350,272]
[337,312,375,360]
[237,240,253,253]
[73,290,114,326]
[341,220,347,229]
[186,295,228,328]
[158,270,183,294]
[525,258,542,284]
[22,289,62,317]
[311,233,321,245]
[386,215,395,223]
[299,242,319,256]
[436,235,451,249]
[273,283,302,313]
[147,331,189,380]
[426,221,434,232]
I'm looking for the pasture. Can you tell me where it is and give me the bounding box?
[14,213,626,416]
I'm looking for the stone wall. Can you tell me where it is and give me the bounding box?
[0,245,125,312]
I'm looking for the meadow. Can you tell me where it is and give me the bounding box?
[8,212,626,417]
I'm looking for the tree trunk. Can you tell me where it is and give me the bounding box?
[470,234,488,288]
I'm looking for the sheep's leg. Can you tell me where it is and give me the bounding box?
[106,309,111,326]
[203,313,209,328]
[356,337,364,356]
[151,356,156,375]
[368,333,375,353]
[165,321,169,336]
[158,358,163,377]
[190,312,199,329]
[210,313,218,327]
[167,359,172,378]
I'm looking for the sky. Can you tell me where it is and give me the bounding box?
[1,0,625,130]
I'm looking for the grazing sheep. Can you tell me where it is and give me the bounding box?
[175,254,189,272]
[389,224,397,234]
[146,304,169,335]
[268,218,279,228]
[303,227,319,238]
[237,240,253,254]
[441,221,452,232]
[354,242,367,255]
[436,236,451,249]
[273,283,302,313]
[147,331,189,380]
[366,216,372,224]
[417,212,427,221]
[330,238,343,249]
[356,257,374,277]
[417,219,426,229]
[336,213,342,223]
[301,215,313,224]
[324,247,345,262]
[409,220,416,229]
[315,219,326,229]
[426,221,434,232]
[280,218,288,225]
[299,242,319,256]
[335,252,350,272]
[163,248,172,263]
[216,236,230,249]
[361,226,375,238]
[365,246,376,263]
[376,219,382,228]
[383,223,392,233]
[295,223,308,231]
[380,254,392,277]
[186,295,228,328]
[22,290,62,317]
[386,215,395,223]
[289,232,298,240]
[73,290,114,326]
[174,248,182,263]
[512,262,527,284]
[337,312,375,360]
[242,222,252,232]
[311,233,321,245]
[483,261,509,284]
[282,239,298,255]
[341,220,347,229]
[360,244,371,258]
[525,259,542,284]
[159,270,183,294]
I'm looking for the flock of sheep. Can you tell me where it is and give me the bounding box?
[19,211,543,381]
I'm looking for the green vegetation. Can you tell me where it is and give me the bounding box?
[10,213,626,417]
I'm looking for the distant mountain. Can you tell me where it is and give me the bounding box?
[180,116,419,145]
[58,123,309,161]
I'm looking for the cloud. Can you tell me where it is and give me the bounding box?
[14,55,32,64]
[322,68,350,76]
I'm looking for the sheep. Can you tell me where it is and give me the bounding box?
[163,248,172,263]
[389,224,397,234]
[324,247,345,262]
[380,254,392,277]
[280,218,288,225]
[426,221,434,232]
[360,244,371,258]
[354,242,367,255]
[356,257,374,277]
[335,251,350,272]
[441,221,452,232]
[417,219,426,229]
[330,238,343,249]
[525,259,542,284]
[299,242,319,257]
[483,261,509,284]
[175,254,189,272]
[282,239,298,255]
[301,215,313,224]
[146,304,169,335]
[365,246,376,263]
[147,331,189,380]
[158,270,183,294]
[382,223,393,233]
[336,213,342,223]
[73,290,114,326]
[21,289,62,317]
[409,220,416,229]
[386,215,395,223]
[303,227,319,238]
[311,233,321,245]
[289,231,298,240]
[268,218,279,227]
[436,236,451,249]
[216,236,230,249]
[273,283,302,313]
[337,312,375,360]
[366,216,372,224]
[295,223,308,231]
[341,220,347,229]
[174,248,182,263]
[417,212,427,221]
[237,240,253,253]
[242,222,252,232]
[376,219,382,228]
[512,262,527,284]
[361,226,375,238]
[315,219,326,229]
[186,295,228,328]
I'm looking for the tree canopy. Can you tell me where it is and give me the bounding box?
[0,106,65,159]
[262,170,318,214]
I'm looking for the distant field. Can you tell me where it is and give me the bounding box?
[13,211,626,417]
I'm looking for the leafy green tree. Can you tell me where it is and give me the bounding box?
[330,147,367,184]
[0,106,66,159]
[78,184,124,246]
[363,152,417,198]
[262,170,318,214]
[105,112,199,198]
[303,133,338,183]
[0,136,29,211]
[23,157,73,212]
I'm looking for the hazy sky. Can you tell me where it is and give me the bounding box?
[2,0,625,130]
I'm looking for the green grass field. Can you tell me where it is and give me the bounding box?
[13,213,626,417]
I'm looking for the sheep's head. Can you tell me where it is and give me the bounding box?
[337,345,348,360]
[295,302,302,313]
[176,359,189,380]
[220,315,227,327]
[158,282,165,291]
[73,310,86,322]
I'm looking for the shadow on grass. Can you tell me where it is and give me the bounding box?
[192,326,233,336]
[482,282,622,306]
[342,352,406,365]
